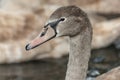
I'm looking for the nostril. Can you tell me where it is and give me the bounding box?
[25,44,31,51]
[40,32,45,37]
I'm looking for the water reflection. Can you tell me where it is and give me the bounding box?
[0,45,119,80]
[0,59,67,80]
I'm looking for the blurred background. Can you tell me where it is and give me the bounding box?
[0,0,120,80]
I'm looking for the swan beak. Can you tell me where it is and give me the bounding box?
[25,26,56,50]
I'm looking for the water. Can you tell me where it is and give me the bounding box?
[0,45,119,80]
[0,57,67,80]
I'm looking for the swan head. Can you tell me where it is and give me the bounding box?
[25,6,89,50]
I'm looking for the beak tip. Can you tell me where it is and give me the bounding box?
[25,44,31,51]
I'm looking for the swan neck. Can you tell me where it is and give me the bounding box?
[65,28,92,80]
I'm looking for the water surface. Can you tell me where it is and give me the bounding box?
[0,45,119,80]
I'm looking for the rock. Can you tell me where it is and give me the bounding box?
[93,56,105,63]
[96,66,120,80]
[92,18,120,49]
[85,0,120,14]
[0,0,41,11]
[87,77,95,80]
[88,69,100,77]
[0,0,120,63]
[68,0,120,14]
[114,37,120,49]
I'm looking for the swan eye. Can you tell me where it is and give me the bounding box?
[60,17,65,21]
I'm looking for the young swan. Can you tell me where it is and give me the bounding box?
[26,6,92,80]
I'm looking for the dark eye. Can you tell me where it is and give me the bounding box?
[60,17,65,21]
